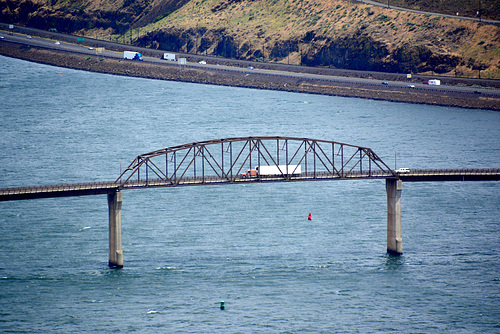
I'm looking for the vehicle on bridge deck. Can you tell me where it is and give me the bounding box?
[242,169,257,178]
[396,168,411,173]
[242,165,302,178]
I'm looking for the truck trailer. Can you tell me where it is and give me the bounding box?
[242,165,301,178]
[123,51,143,61]
[162,53,177,61]
[423,79,441,85]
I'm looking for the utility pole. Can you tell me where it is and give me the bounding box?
[299,45,302,66]
[394,148,397,170]
[478,0,482,22]
[287,44,290,65]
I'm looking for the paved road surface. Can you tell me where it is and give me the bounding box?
[2,28,500,98]
[356,0,500,25]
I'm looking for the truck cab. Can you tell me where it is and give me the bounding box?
[124,51,143,61]
[241,169,257,178]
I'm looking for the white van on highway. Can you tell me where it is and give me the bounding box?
[396,168,410,173]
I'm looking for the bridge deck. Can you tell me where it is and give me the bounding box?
[398,168,500,182]
[0,181,119,201]
[0,168,498,201]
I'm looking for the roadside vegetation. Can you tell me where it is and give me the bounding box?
[138,0,500,79]
[1,0,499,78]
[375,0,499,21]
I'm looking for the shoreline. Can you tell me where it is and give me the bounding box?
[1,42,499,110]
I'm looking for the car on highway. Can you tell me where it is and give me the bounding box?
[55,41,60,45]
[382,81,389,85]
[199,60,206,64]
[408,84,415,88]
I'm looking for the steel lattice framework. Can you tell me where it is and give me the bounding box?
[115,137,397,188]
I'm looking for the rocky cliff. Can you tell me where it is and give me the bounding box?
[0,0,189,34]
[1,0,499,79]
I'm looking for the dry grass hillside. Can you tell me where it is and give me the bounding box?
[137,0,499,79]
[378,0,499,21]
[1,0,499,78]
[0,0,189,34]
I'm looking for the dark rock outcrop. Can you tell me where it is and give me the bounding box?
[0,0,478,76]
[0,0,189,34]
[137,26,464,75]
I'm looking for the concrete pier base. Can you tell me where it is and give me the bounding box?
[386,179,403,255]
[108,191,123,268]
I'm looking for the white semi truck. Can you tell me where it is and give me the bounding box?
[423,79,441,85]
[242,165,301,178]
[123,51,143,61]
[162,53,177,61]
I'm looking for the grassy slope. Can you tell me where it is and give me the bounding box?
[374,0,499,21]
[0,0,188,34]
[141,0,499,78]
[3,0,498,78]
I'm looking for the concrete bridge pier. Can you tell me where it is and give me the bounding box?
[386,179,403,255]
[108,191,123,268]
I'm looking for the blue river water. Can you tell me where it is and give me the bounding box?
[0,55,499,333]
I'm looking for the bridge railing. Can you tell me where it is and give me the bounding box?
[115,137,396,187]
[399,168,500,174]
[0,181,119,198]
[1,166,498,201]
[118,170,396,188]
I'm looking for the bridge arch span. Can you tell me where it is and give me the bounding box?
[115,136,397,188]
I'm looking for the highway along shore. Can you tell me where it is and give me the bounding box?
[1,27,499,111]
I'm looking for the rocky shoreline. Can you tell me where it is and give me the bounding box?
[1,42,499,111]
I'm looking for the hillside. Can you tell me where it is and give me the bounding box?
[1,0,499,79]
[375,0,499,21]
[0,0,189,34]
[137,0,500,79]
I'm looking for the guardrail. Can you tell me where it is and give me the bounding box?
[0,168,498,201]
[399,168,500,174]
[398,168,500,182]
[0,181,119,201]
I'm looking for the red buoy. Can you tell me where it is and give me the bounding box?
[308,213,312,220]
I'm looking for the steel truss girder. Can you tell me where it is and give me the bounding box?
[115,137,396,187]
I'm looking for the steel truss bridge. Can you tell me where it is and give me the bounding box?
[116,136,396,188]
[0,136,499,201]
[0,136,499,267]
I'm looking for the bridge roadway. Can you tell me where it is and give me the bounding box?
[1,168,499,201]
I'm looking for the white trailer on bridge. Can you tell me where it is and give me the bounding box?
[256,165,301,176]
